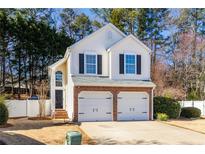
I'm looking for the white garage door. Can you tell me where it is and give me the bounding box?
[117,92,149,121]
[78,91,113,122]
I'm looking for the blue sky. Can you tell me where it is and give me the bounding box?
[79,8,95,19]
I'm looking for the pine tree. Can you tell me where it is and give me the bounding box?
[92,8,138,35]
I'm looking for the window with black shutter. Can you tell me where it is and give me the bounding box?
[136,55,141,74]
[119,54,124,74]
[79,54,84,74]
[97,55,102,74]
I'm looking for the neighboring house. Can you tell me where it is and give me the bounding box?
[48,23,155,122]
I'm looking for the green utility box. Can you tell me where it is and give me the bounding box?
[65,131,82,145]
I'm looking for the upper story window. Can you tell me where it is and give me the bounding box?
[55,71,63,87]
[85,54,97,74]
[125,54,136,74]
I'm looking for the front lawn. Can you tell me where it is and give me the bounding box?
[0,118,93,145]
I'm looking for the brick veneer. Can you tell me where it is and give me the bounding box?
[73,86,153,122]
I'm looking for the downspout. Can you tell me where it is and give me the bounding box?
[151,87,155,120]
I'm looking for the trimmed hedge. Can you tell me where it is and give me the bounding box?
[154,96,181,119]
[180,107,201,118]
[0,97,9,125]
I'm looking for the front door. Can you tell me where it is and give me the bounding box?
[55,90,63,109]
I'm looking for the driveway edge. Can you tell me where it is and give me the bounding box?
[78,125,96,145]
[158,121,205,135]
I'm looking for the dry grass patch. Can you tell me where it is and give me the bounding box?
[15,124,91,144]
[0,118,93,145]
[164,118,205,134]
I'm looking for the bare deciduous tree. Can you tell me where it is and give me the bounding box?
[35,80,49,117]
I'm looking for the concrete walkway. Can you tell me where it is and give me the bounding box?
[80,121,205,145]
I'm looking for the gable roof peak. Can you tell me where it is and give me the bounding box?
[127,34,151,53]
[107,33,152,53]
[106,23,126,37]
[64,22,126,57]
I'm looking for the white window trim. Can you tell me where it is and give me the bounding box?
[124,53,136,75]
[84,53,98,75]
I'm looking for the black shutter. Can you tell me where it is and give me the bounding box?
[136,55,141,74]
[97,55,102,74]
[119,54,124,74]
[79,54,84,74]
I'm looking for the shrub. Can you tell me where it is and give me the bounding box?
[0,95,5,104]
[154,96,181,119]
[3,94,12,100]
[0,96,9,125]
[180,107,201,118]
[157,113,169,121]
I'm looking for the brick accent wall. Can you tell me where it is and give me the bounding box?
[73,86,153,122]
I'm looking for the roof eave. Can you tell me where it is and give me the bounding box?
[129,34,152,53]
[64,47,71,59]
[74,82,156,88]
[107,34,152,54]
[48,58,67,70]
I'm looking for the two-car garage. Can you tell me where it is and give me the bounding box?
[78,91,150,122]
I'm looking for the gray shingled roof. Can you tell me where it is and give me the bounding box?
[71,75,156,87]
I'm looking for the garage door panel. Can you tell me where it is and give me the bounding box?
[78,91,113,122]
[117,92,149,121]
[78,100,111,111]
[78,91,112,99]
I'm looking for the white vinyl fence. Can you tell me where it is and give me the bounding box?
[27,100,51,117]
[5,100,51,118]
[180,101,205,116]
[5,100,27,118]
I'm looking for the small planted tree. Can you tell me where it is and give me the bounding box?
[35,80,49,117]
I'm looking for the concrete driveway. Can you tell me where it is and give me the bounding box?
[80,121,205,145]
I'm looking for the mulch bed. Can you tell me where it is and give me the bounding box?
[0,123,13,128]
[28,117,52,120]
[53,121,81,126]
[9,116,27,119]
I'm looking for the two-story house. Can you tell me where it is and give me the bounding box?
[48,23,155,122]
